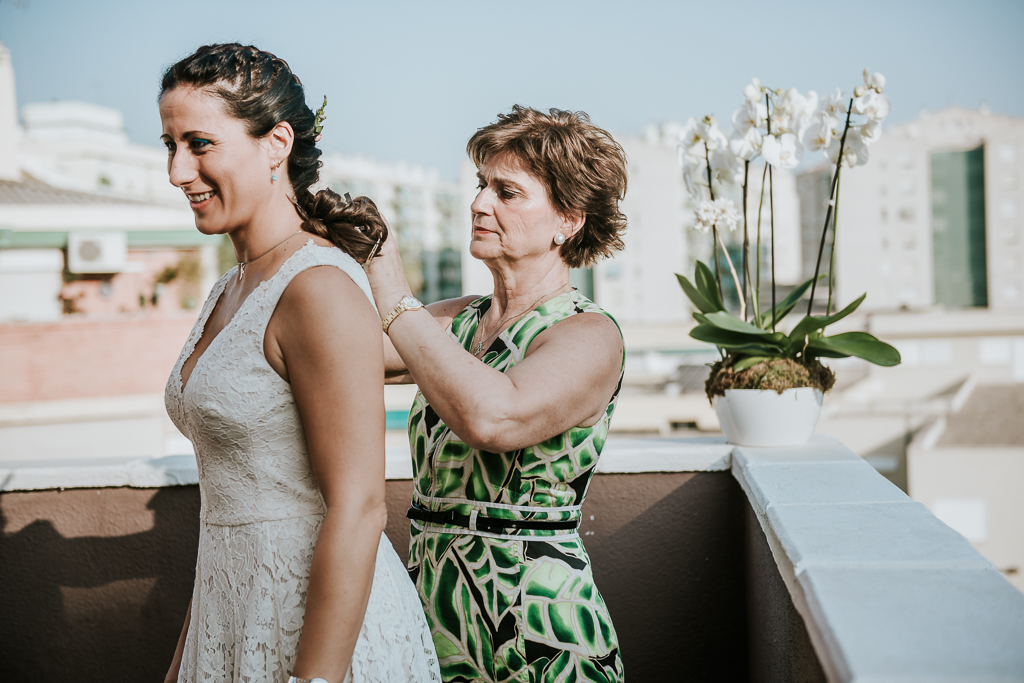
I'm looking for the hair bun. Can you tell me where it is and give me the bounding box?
[297,189,388,263]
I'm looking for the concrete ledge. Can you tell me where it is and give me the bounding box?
[0,437,734,491]
[598,436,731,472]
[732,435,1024,682]
[0,455,199,491]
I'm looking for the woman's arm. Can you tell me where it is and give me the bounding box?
[368,238,623,453]
[264,266,389,683]
[163,599,191,683]
[382,295,479,384]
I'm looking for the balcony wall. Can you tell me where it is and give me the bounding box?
[2,437,1022,682]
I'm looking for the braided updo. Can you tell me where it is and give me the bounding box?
[159,43,386,261]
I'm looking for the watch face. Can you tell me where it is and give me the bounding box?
[403,295,421,308]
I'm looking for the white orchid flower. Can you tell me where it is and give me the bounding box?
[711,145,745,185]
[801,90,820,121]
[864,91,892,120]
[732,101,767,134]
[704,117,729,151]
[820,88,848,127]
[744,77,763,103]
[826,127,868,167]
[682,151,710,199]
[729,126,763,161]
[679,116,706,150]
[771,109,794,135]
[860,118,884,145]
[680,115,729,152]
[852,89,892,120]
[693,198,741,233]
[682,160,701,200]
[863,68,886,93]
[800,110,833,152]
[761,133,804,169]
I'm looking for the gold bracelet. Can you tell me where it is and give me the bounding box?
[381,295,424,334]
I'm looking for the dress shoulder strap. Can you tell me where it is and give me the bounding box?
[246,239,378,335]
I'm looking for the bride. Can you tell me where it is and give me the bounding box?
[159,44,439,683]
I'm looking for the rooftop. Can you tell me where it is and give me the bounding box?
[0,175,146,206]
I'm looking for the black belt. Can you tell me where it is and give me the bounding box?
[407,505,579,532]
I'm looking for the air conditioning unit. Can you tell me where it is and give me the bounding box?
[68,232,128,273]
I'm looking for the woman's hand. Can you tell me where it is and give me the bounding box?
[364,226,413,318]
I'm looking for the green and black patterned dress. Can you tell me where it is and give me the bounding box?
[406,289,625,683]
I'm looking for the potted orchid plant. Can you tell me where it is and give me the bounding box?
[676,69,901,446]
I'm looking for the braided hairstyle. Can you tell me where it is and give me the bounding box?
[160,43,386,261]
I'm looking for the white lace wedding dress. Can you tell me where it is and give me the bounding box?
[165,240,440,683]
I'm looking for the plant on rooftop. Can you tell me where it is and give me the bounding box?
[676,70,901,409]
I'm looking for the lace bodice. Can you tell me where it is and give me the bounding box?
[164,240,439,683]
[165,240,376,526]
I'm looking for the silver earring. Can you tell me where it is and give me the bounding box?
[554,233,566,245]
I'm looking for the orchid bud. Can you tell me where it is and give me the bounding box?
[854,85,866,97]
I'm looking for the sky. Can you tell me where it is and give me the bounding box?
[1,0,1022,180]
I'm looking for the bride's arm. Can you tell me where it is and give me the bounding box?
[265,265,388,683]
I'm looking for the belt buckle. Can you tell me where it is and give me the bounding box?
[439,509,457,525]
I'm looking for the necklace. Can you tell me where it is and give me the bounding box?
[237,230,304,282]
[471,283,570,356]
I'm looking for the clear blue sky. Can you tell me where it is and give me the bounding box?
[1,0,1022,180]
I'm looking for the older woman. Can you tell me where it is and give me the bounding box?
[366,106,628,683]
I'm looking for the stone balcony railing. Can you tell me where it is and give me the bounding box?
[2,437,1023,682]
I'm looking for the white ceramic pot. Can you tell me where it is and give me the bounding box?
[712,387,823,447]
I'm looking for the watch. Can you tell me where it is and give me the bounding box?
[381,295,424,334]
[287,677,329,683]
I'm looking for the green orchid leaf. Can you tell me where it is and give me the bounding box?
[763,276,819,329]
[787,293,867,344]
[732,356,772,372]
[689,325,786,354]
[694,261,725,312]
[702,311,776,336]
[806,331,902,366]
[676,273,718,314]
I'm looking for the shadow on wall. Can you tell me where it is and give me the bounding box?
[592,472,750,681]
[0,487,200,683]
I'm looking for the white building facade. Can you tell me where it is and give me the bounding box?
[812,107,1024,312]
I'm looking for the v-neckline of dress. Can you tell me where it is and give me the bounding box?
[177,238,315,396]
[469,288,576,356]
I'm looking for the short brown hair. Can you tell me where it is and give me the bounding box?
[466,106,627,269]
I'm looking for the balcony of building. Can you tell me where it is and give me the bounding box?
[2,436,1022,682]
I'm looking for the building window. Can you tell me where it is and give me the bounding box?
[930,145,988,308]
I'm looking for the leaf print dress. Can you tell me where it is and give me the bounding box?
[406,289,625,683]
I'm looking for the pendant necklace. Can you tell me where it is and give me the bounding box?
[237,230,304,282]
[471,283,569,356]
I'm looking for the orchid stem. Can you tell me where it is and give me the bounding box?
[769,164,776,332]
[754,163,768,328]
[717,229,746,319]
[704,141,724,303]
[765,93,776,333]
[808,97,855,316]
[827,165,842,315]
[742,160,750,322]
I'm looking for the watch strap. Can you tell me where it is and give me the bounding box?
[381,295,423,334]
